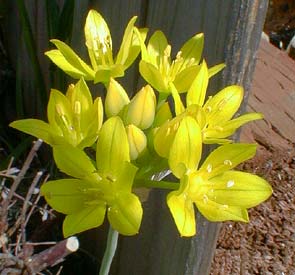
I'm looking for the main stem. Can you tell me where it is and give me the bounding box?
[99,226,119,275]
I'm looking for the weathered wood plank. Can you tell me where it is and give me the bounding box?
[114,1,268,275]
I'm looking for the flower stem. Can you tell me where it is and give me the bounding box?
[134,178,179,190]
[99,226,119,275]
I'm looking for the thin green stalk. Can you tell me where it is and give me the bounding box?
[134,178,179,190]
[99,226,119,275]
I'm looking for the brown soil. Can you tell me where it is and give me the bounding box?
[211,146,295,274]
[211,2,295,273]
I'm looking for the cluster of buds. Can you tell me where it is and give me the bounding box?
[10,9,272,237]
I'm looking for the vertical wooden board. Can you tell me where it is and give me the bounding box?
[114,1,268,275]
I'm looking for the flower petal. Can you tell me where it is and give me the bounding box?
[208,63,226,78]
[169,117,202,178]
[153,102,172,127]
[108,192,143,235]
[41,179,92,214]
[203,85,243,126]
[147,30,168,67]
[53,144,96,179]
[63,204,106,237]
[208,112,263,138]
[179,33,204,69]
[186,60,209,106]
[96,116,130,175]
[94,64,124,84]
[167,176,196,237]
[48,39,94,79]
[10,119,55,145]
[139,60,168,92]
[208,171,272,208]
[45,50,90,79]
[173,65,200,93]
[196,199,249,222]
[199,143,257,179]
[84,9,111,69]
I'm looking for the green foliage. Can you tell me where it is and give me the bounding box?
[10,9,272,238]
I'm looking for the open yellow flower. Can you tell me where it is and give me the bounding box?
[137,30,224,97]
[10,78,103,149]
[45,9,147,84]
[41,116,143,237]
[166,116,272,236]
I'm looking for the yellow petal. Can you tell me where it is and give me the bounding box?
[199,143,257,179]
[169,117,202,178]
[126,125,147,160]
[186,60,209,107]
[208,171,272,208]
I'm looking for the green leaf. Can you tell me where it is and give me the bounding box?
[63,204,106,237]
[107,192,143,235]
[169,117,202,178]
[196,199,249,222]
[167,176,196,236]
[208,171,272,208]
[204,85,243,126]
[49,39,94,78]
[208,63,226,78]
[139,60,168,92]
[173,65,200,93]
[10,119,55,145]
[96,117,130,175]
[186,61,209,107]
[53,144,96,178]
[147,30,168,67]
[125,85,156,130]
[199,143,257,179]
[105,78,130,117]
[179,33,204,69]
[41,179,92,214]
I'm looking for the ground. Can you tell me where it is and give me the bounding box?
[210,2,295,273]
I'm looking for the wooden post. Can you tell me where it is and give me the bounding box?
[2,0,268,274]
[109,1,268,274]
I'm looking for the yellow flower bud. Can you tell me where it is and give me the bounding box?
[105,78,130,117]
[126,124,147,160]
[125,85,156,130]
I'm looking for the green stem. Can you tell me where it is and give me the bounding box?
[99,226,119,275]
[134,178,179,190]
[157,92,169,110]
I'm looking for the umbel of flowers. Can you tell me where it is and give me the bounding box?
[10,9,272,238]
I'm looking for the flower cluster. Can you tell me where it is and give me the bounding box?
[10,9,272,237]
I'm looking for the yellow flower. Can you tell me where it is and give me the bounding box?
[41,117,143,237]
[166,116,272,236]
[45,9,147,84]
[10,78,103,148]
